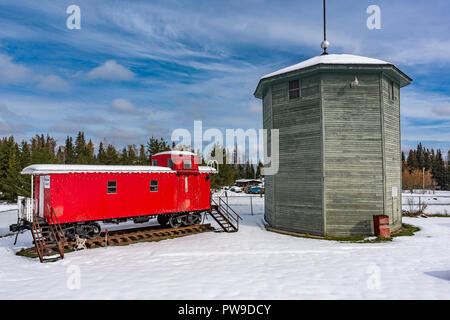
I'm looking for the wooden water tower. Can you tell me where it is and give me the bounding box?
[254,3,412,236]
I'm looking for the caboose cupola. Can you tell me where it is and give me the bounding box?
[151,151,199,172]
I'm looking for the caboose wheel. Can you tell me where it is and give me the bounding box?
[169,215,182,228]
[157,215,169,227]
[192,213,202,225]
[76,222,101,239]
[86,223,101,239]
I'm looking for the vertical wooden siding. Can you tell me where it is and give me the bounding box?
[270,75,324,235]
[262,88,275,226]
[381,75,402,231]
[322,73,384,236]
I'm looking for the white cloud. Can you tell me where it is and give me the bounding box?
[87,60,135,81]
[0,52,70,91]
[248,100,261,114]
[432,104,450,117]
[402,89,450,120]
[37,74,69,91]
[0,117,13,134]
[112,98,137,113]
[0,53,30,84]
[146,110,176,121]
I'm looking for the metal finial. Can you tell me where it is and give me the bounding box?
[321,0,329,55]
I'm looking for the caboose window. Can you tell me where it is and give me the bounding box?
[107,181,117,194]
[183,160,192,169]
[289,80,300,100]
[152,159,158,166]
[168,159,174,167]
[150,180,158,192]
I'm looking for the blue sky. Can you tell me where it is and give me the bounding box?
[0,0,449,156]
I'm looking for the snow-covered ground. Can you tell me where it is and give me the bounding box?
[402,190,450,215]
[0,194,449,299]
[0,203,18,236]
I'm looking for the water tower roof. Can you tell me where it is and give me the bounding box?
[254,54,412,98]
[262,54,389,79]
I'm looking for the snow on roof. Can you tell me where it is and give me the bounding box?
[21,164,175,175]
[199,166,217,173]
[153,151,197,157]
[262,54,390,79]
[235,179,262,183]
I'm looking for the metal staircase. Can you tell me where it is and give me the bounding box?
[210,197,242,232]
[30,208,66,263]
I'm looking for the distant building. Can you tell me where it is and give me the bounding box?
[235,179,263,188]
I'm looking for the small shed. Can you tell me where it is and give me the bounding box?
[235,179,263,188]
[254,54,412,236]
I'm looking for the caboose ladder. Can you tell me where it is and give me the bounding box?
[210,197,242,232]
[30,208,66,263]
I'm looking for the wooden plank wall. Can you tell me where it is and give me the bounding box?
[381,75,403,231]
[262,88,275,226]
[322,72,384,236]
[269,75,324,235]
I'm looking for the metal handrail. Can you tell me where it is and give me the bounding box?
[211,196,242,231]
[50,207,66,258]
[31,214,46,263]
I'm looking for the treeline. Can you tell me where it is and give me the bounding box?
[0,133,175,202]
[208,143,263,190]
[402,143,450,191]
[0,132,263,202]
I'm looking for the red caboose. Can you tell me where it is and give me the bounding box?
[11,151,215,239]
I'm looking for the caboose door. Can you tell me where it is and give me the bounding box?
[39,176,44,217]
[178,175,189,212]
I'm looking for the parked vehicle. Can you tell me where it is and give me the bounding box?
[230,186,242,193]
[247,185,261,194]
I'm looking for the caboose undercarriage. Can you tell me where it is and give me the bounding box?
[11,199,206,241]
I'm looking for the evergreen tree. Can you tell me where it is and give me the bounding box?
[56,146,65,163]
[120,147,128,165]
[209,143,239,189]
[74,132,88,164]
[407,150,418,170]
[416,143,424,169]
[97,142,106,164]
[19,141,31,168]
[104,144,119,165]
[256,161,263,179]
[424,149,432,171]
[146,136,171,158]
[0,145,29,201]
[64,136,75,164]
[86,139,95,163]
[138,144,147,165]
[127,145,138,164]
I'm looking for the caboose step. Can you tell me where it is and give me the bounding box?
[209,197,242,232]
[30,208,66,263]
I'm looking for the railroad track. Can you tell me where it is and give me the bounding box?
[17,223,215,260]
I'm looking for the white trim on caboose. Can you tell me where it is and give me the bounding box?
[198,166,217,173]
[21,164,176,175]
[153,151,197,157]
